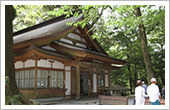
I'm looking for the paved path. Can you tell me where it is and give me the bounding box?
[30,96,134,105]
[30,96,99,105]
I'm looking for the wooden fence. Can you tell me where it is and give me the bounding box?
[99,95,128,105]
[99,95,165,105]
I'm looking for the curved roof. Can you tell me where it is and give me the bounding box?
[13,13,127,66]
[13,15,83,44]
[53,41,127,65]
[13,14,107,55]
[14,44,74,62]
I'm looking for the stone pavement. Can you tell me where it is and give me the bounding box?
[30,96,99,105]
[30,96,134,105]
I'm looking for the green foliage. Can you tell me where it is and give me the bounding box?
[13,5,165,90]
[13,5,60,32]
[10,95,22,105]
[5,93,32,105]
[6,75,32,105]
[5,76,10,85]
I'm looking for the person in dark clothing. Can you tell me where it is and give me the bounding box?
[162,85,165,99]
[142,81,148,99]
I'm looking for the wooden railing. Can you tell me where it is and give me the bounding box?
[99,95,128,105]
[99,95,165,105]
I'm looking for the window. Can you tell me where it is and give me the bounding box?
[19,71,24,88]
[98,74,104,87]
[15,69,64,89]
[50,71,63,88]
[37,70,48,88]
[15,70,35,88]
[15,71,19,87]
[51,71,57,87]
[58,71,63,87]
[30,70,35,88]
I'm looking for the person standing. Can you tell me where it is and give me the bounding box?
[161,85,165,99]
[142,81,148,96]
[135,80,148,105]
[142,81,147,94]
[147,78,161,105]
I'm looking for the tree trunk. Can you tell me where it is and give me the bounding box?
[5,5,20,95]
[134,63,138,86]
[115,72,117,84]
[5,5,32,104]
[127,56,132,93]
[160,69,165,85]
[134,7,154,85]
[160,45,165,85]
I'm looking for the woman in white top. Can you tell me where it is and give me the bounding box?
[135,80,148,105]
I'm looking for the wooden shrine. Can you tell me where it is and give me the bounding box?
[13,14,127,99]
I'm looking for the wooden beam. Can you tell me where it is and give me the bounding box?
[72,31,81,36]
[77,27,98,51]
[80,34,88,38]
[63,36,88,47]
[84,26,103,53]
[73,28,86,38]
[86,53,126,65]
[75,61,80,100]
[63,61,75,66]
[14,46,29,53]
[50,42,87,57]
[14,46,74,63]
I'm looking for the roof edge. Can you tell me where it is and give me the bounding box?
[14,44,74,61]
[13,15,67,36]
[13,9,83,36]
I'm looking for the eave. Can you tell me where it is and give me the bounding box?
[14,44,74,62]
[52,41,127,65]
[86,49,126,65]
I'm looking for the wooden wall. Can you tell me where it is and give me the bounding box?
[19,88,67,99]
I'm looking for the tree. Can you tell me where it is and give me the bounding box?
[5,5,19,95]
[5,5,32,105]
[13,5,165,89]
[134,6,154,85]
[146,6,165,86]
[13,5,60,32]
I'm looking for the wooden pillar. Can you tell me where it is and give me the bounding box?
[23,60,25,68]
[88,73,90,96]
[49,61,54,88]
[75,62,80,100]
[34,57,38,90]
[64,65,65,89]
[22,60,26,88]
[63,65,66,99]
[108,69,111,95]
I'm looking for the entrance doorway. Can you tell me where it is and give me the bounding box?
[80,73,88,96]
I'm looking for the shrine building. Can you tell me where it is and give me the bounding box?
[13,14,126,99]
